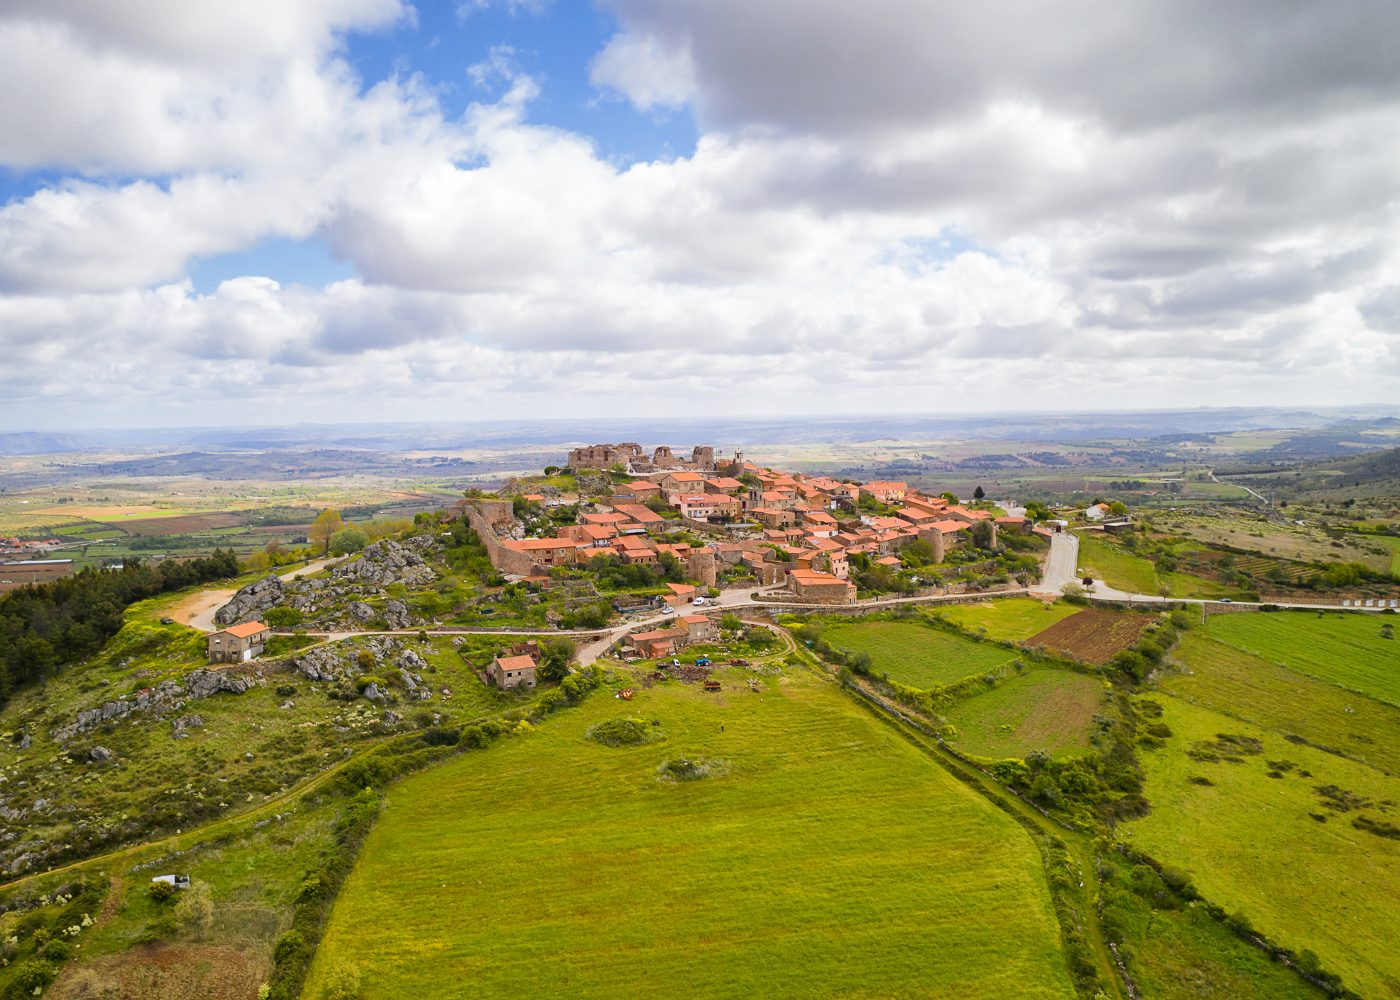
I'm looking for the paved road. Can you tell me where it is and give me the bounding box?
[1031,531,1079,598]
[1208,469,1268,505]
[174,557,341,632]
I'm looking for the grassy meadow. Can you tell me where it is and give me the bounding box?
[943,669,1107,760]
[1203,611,1400,706]
[306,668,1076,1000]
[933,598,1081,642]
[823,620,1017,688]
[1078,536,1231,599]
[1166,631,1400,776]
[1125,695,1400,999]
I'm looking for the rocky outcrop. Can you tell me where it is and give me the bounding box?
[54,670,254,742]
[348,601,376,624]
[214,576,285,626]
[332,539,437,590]
[293,645,347,682]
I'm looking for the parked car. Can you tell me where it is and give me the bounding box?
[159,617,175,625]
[661,606,675,615]
[694,597,708,606]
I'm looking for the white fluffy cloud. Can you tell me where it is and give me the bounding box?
[1,0,1399,428]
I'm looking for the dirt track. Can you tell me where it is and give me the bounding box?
[166,557,339,632]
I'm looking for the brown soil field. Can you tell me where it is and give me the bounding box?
[1027,609,1154,664]
[0,560,74,592]
[52,942,270,1000]
[109,513,246,536]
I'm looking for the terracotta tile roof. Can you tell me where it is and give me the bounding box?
[222,621,269,638]
[495,654,537,671]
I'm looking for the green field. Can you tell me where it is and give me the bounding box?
[1374,534,1400,574]
[1078,536,1231,599]
[934,598,1081,642]
[1126,696,1400,999]
[1166,632,1400,776]
[943,669,1107,759]
[307,670,1076,999]
[1078,535,1159,593]
[824,620,1017,688]
[1204,611,1400,707]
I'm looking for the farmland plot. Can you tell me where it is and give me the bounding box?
[1026,609,1156,664]
[823,620,1017,688]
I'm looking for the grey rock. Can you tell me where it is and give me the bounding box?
[184,669,251,699]
[398,649,428,672]
[382,599,412,630]
[214,575,284,626]
[171,714,205,739]
[381,710,403,725]
[348,601,376,624]
[88,746,114,764]
[333,539,437,590]
[16,734,30,751]
[362,682,387,704]
[294,646,345,682]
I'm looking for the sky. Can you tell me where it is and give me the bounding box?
[2,1,1400,430]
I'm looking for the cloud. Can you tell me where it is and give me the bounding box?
[0,0,1398,427]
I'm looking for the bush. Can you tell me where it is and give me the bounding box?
[329,528,370,556]
[321,961,362,1000]
[148,880,177,904]
[265,606,304,628]
[587,717,659,747]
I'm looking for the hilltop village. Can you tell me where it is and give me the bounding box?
[462,441,1039,609]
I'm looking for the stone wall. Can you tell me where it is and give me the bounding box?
[465,501,540,577]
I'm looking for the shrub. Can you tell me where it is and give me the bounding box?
[265,607,304,628]
[586,717,659,747]
[147,881,177,904]
[321,962,363,1000]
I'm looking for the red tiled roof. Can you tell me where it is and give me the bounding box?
[222,621,269,638]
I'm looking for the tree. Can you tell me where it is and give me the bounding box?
[970,519,996,550]
[537,639,576,683]
[329,527,369,555]
[973,485,986,500]
[309,509,345,555]
[940,491,959,503]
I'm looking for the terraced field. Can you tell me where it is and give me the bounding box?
[307,668,1076,1000]
[823,620,1017,688]
[1203,611,1400,707]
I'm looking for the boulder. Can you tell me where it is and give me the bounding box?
[214,576,285,626]
[171,715,204,739]
[294,646,345,682]
[382,599,412,630]
[348,601,376,624]
[381,709,403,725]
[184,669,252,699]
[88,746,114,764]
[362,682,387,704]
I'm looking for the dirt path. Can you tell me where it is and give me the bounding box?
[167,558,340,632]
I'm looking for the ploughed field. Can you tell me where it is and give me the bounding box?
[307,667,1076,999]
[1026,609,1155,664]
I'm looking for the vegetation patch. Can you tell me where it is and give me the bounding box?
[585,716,662,748]
[1163,632,1400,776]
[932,598,1082,642]
[655,755,728,782]
[1125,694,1400,999]
[1202,611,1400,707]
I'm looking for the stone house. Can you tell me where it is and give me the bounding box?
[488,654,538,689]
[678,614,720,644]
[628,628,689,658]
[207,621,270,664]
[787,569,857,604]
